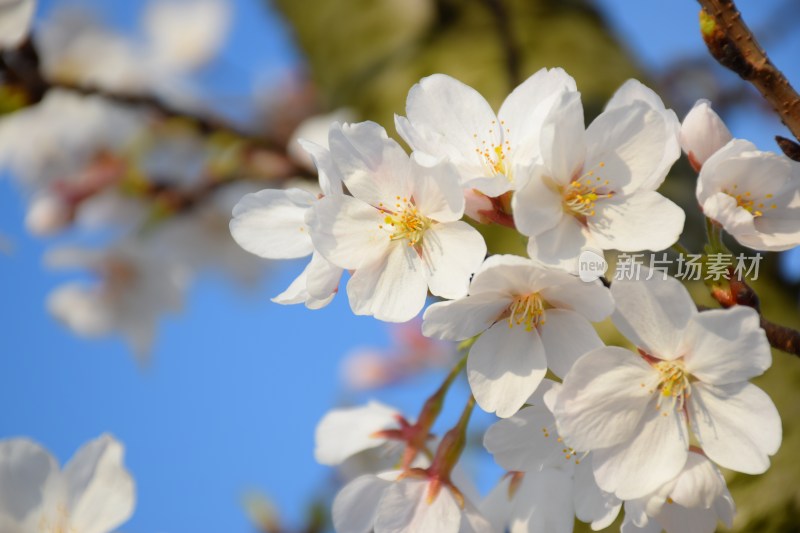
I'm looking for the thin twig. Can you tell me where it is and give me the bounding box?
[696,0,800,160]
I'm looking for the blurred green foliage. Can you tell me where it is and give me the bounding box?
[271,0,800,530]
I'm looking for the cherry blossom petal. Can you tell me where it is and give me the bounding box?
[592,403,688,499]
[584,102,670,194]
[0,0,36,49]
[64,434,135,533]
[679,99,732,169]
[346,243,428,322]
[540,91,586,185]
[271,264,311,306]
[410,158,465,222]
[230,188,316,259]
[573,460,621,530]
[422,293,511,341]
[478,476,515,533]
[333,473,395,533]
[309,195,390,270]
[468,254,542,296]
[668,452,726,509]
[552,346,655,450]
[510,469,574,533]
[468,321,547,418]
[655,501,722,533]
[483,405,564,472]
[610,276,697,359]
[539,309,604,379]
[526,215,590,272]
[589,191,685,252]
[305,251,343,302]
[375,479,462,533]
[329,121,412,206]
[539,278,613,322]
[459,500,493,533]
[498,67,577,166]
[700,192,756,236]
[298,137,344,196]
[682,306,770,385]
[314,401,400,465]
[0,438,59,522]
[621,515,662,533]
[511,166,564,237]
[422,221,487,300]
[689,382,781,474]
[400,74,501,173]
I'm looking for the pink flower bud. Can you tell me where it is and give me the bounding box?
[680,99,733,171]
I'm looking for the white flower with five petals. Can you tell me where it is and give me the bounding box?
[422,255,612,418]
[697,139,800,251]
[551,276,781,499]
[512,87,685,271]
[309,121,487,322]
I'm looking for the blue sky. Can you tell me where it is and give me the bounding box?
[1,0,798,532]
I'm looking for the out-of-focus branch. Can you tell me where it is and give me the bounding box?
[480,0,522,90]
[711,276,800,357]
[697,0,800,160]
[1,39,279,150]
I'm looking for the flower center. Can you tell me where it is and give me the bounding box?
[653,360,691,414]
[722,186,777,218]
[378,197,431,246]
[473,120,512,179]
[562,163,612,219]
[507,293,545,331]
[38,504,74,533]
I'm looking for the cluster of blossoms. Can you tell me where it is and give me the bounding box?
[231,69,796,532]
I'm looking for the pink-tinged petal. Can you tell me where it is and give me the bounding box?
[510,469,575,533]
[0,438,59,521]
[540,91,586,185]
[689,382,781,474]
[305,251,343,301]
[64,434,135,533]
[410,158,465,222]
[526,215,590,272]
[511,168,563,237]
[682,306,770,384]
[484,404,565,472]
[423,221,487,300]
[539,309,604,379]
[297,137,344,196]
[573,460,621,530]
[422,293,511,341]
[539,278,613,322]
[375,479,462,533]
[400,74,501,176]
[584,102,671,194]
[314,401,400,465]
[610,276,697,359]
[309,195,390,270]
[346,243,428,323]
[589,191,685,252]
[229,188,316,259]
[604,79,681,190]
[333,474,394,533]
[498,67,577,167]
[468,321,547,418]
[592,404,688,500]
[679,99,732,169]
[329,121,413,206]
[668,452,727,509]
[552,346,655,450]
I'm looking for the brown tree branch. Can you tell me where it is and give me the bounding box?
[696,0,800,160]
[711,276,800,357]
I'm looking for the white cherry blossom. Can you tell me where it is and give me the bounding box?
[423,254,612,417]
[0,434,135,533]
[621,451,735,533]
[0,0,36,49]
[309,121,487,323]
[697,139,800,251]
[680,99,732,171]
[314,401,403,466]
[512,87,684,271]
[552,276,781,499]
[396,69,577,196]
